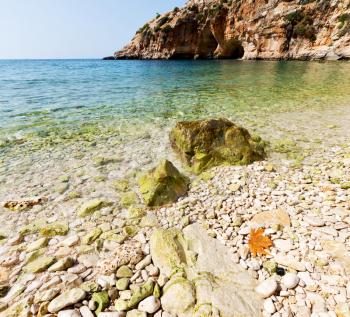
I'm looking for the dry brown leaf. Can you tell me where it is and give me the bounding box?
[3,197,47,211]
[248,228,272,257]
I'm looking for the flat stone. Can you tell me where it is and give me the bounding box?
[48,257,74,272]
[275,255,306,271]
[48,288,86,313]
[78,199,107,217]
[57,310,81,317]
[115,299,128,312]
[26,237,49,252]
[24,256,56,273]
[274,239,294,252]
[304,215,325,227]
[153,224,262,317]
[82,228,102,245]
[138,296,160,314]
[116,278,130,291]
[34,288,60,303]
[252,209,290,227]
[255,278,278,298]
[321,240,350,273]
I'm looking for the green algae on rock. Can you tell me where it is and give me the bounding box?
[139,159,189,207]
[82,227,102,245]
[92,291,110,315]
[78,199,108,217]
[170,118,266,174]
[24,255,56,273]
[128,279,154,308]
[150,228,188,277]
[120,191,138,208]
[39,221,69,237]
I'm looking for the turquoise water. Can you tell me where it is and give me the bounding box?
[1,59,350,142]
[1,59,350,200]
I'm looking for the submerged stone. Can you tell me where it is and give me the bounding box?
[139,159,189,207]
[78,199,107,217]
[170,118,266,174]
[39,221,69,237]
[120,192,138,208]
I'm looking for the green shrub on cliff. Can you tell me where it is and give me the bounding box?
[286,10,317,41]
[137,23,150,34]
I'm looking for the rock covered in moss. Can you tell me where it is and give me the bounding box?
[139,160,189,207]
[39,221,69,237]
[48,256,74,272]
[78,199,108,217]
[150,228,187,277]
[92,291,110,315]
[24,255,56,273]
[82,227,102,245]
[128,280,154,308]
[170,118,266,174]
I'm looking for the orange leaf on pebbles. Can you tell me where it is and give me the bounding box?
[248,228,272,257]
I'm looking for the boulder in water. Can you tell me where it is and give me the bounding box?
[170,118,266,174]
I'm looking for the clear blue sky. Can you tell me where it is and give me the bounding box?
[0,0,186,59]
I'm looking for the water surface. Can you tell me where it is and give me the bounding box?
[1,59,350,200]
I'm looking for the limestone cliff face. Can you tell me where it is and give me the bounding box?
[115,0,350,60]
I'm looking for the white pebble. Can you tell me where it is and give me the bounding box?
[255,278,278,298]
[281,273,299,289]
[138,295,160,313]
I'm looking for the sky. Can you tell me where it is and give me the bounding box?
[0,0,186,59]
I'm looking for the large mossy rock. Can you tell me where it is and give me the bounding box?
[170,118,266,174]
[139,160,189,207]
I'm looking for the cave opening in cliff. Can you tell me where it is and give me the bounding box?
[222,39,244,59]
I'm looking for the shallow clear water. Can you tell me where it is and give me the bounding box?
[1,59,350,139]
[1,59,350,201]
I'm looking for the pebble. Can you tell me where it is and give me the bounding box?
[255,278,278,298]
[274,239,294,252]
[58,310,81,317]
[135,255,152,270]
[80,306,94,317]
[48,288,86,313]
[138,296,161,313]
[264,298,276,314]
[304,216,325,227]
[281,273,300,289]
[99,312,126,317]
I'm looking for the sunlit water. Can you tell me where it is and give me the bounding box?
[1,59,350,200]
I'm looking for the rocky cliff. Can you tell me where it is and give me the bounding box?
[115,0,350,60]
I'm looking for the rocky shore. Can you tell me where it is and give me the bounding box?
[115,0,350,60]
[1,118,350,317]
